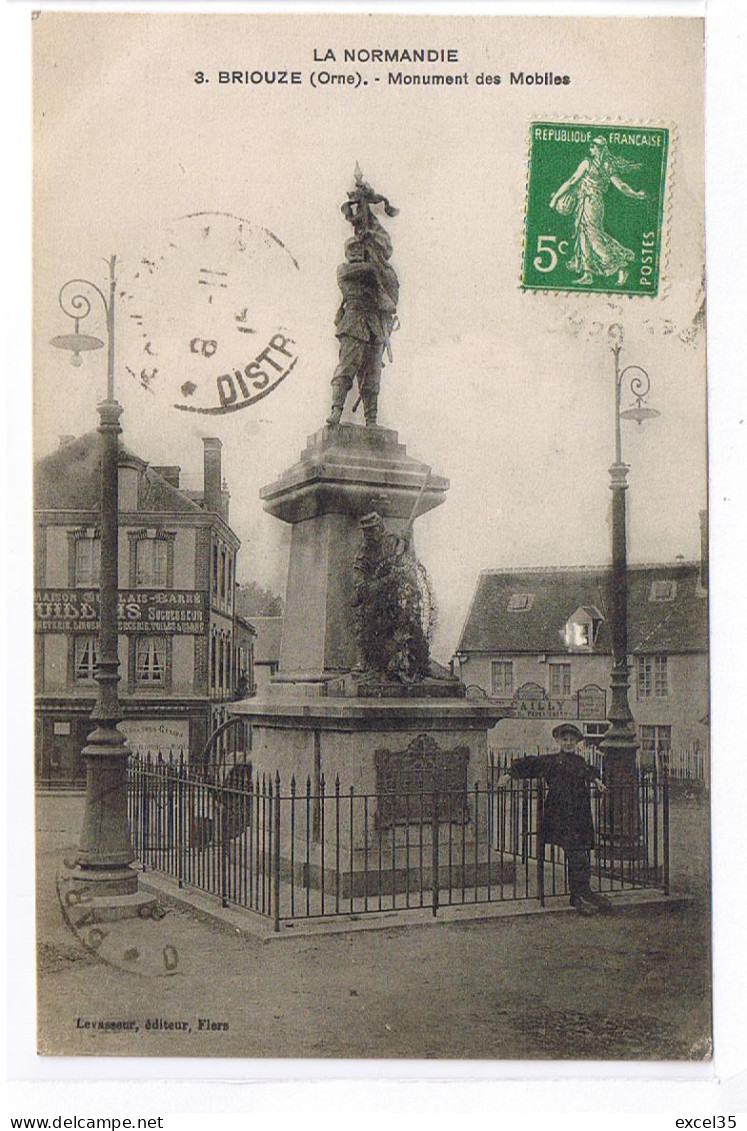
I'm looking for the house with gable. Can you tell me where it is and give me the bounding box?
[454,535,709,765]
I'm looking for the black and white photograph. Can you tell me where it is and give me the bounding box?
[19,6,721,1077]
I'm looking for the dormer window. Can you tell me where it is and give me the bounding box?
[570,621,590,647]
[562,605,604,651]
[507,593,534,612]
[650,580,677,602]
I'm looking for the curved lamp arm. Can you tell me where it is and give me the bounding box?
[51,256,117,399]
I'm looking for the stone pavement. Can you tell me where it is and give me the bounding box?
[35,792,712,1061]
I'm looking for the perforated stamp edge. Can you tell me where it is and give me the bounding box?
[519,116,677,301]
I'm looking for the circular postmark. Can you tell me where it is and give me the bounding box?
[56,863,183,979]
[121,212,302,415]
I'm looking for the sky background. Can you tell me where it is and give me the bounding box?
[33,13,706,660]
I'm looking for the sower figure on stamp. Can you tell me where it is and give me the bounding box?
[549,136,646,288]
[327,168,399,428]
[498,723,610,914]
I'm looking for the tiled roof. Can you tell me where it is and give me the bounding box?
[250,616,283,664]
[35,432,203,515]
[458,564,708,655]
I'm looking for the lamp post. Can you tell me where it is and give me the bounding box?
[51,256,137,896]
[601,323,659,844]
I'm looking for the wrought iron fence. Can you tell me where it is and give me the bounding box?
[128,752,669,929]
[491,746,707,781]
[656,748,707,781]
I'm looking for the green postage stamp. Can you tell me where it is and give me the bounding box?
[522,122,669,296]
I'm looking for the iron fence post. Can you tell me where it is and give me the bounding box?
[177,754,184,889]
[662,772,670,895]
[431,786,440,917]
[220,790,230,909]
[537,780,545,907]
[488,752,494,844]
[273,771,282,931]
[141,755,150,874]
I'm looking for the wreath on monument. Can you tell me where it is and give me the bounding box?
[353,519,436,683]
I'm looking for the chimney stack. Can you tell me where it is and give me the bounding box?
[153,465,181,489]
[699,509,708,590]
[203,437,228,521]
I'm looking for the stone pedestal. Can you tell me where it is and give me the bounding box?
[231,423,508,898]
[230,696,509,895]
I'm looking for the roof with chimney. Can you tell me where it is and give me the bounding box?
[457,562,708,656]
[250,617,283,665]
[35,432,211,517]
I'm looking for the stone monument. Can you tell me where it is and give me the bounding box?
[231,172,508,896]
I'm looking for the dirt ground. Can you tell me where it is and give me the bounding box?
[35,792,712,1062]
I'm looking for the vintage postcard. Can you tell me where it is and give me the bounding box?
[32,12,710,1061]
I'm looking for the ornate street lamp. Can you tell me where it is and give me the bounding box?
[51,256,137,896]
[601,323,659,843]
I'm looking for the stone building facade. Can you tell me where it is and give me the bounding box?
[34,433,251,783]
[455,554,709,766]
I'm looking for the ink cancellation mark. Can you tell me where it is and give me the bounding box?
[57,866,182,979]
[522,122,669,297]
[122,212,302,414]
[176,333,299,415]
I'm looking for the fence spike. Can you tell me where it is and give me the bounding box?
[291,774,296,795]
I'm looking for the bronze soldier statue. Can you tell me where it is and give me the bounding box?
[327,170,399,428]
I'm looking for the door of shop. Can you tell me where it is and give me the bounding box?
[39,719,86,787]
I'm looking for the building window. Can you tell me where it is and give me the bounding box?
[584,722,609,741]
[639,725,672,755]
[212,542,219,596]
[220,547,227,601]
[75,538,100,587]
[210,630,217,692]
[507,593,533,612]
[227,556,233,608]
[570,621,589,647]
[549,662,571,697]
[563,605,604,650]
[135,539,168,588]
[637,655,668,698]
[135,636,166,684]
[491,660,514,696]
[74,635,98,681]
